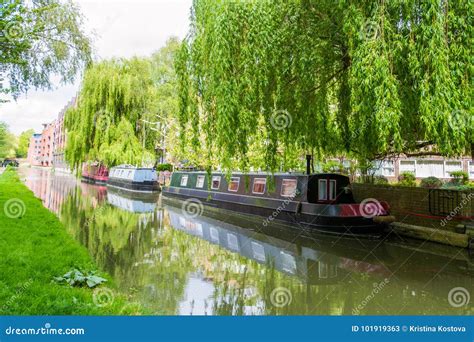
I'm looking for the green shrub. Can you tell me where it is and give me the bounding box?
[373,175,389,185]
[398,172,416,187]
[420,176,443,188]
[448,171,469,185]
[155,163,173,172]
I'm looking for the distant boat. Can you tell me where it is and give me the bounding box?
[81,162,109,185]
[162,171,395,237]
[107,165,160,193]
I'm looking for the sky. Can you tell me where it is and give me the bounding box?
[0,0,192,134]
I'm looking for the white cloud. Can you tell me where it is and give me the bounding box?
[0,0,192,134]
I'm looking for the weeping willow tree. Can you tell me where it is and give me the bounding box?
[176,0,473,172]
[64,57,155,169]
[65,38,181,170]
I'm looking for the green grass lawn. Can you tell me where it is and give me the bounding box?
[0,168,139,315]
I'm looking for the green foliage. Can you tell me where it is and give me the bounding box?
[176,0,473,171]
[15,129,34,158]
[0,0,92,99]
[0,121,16,158]
[398,172,416,187]
[65,39,180,170]
[155,163,173,172]
[448,171,469,185]
[53,268,107,288]
[373,175,389,185]
[420,176,443,189]
[0,122,9,158]
[321,160,345,174]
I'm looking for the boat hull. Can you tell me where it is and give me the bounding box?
[162,187,387,238]
[81,175,108,185]
[107,177,160,193]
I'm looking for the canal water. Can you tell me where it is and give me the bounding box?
[20,167,473,315]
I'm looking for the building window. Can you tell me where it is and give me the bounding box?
[399,160,416,175]
[196,175,205,188]
[211,176,221,190]
[180,175,189,186]
[252,178,266,194]
[228,177,240,192]
[281,179,297,197]
[318,179,327,201]
[416,160,444,178]
[329,180,337,200]
[469,161,474,180]
[373,160,395,177]
[445,161,463,178]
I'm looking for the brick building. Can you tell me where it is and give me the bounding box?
[26,133,42,166]
[39,121,55,166]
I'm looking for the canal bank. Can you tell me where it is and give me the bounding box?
[352,183,474,249]
[0,168,139,315]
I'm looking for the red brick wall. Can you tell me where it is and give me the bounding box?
[352,183,474,232]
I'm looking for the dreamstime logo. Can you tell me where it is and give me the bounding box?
[353,278,390,315]
[181,198,204,219]
[4,198,26,218]
[270,110,292,131]
[92,109,113,133]
[1,278,33,311]
[359,198,383,219]
[3,21,25,41]
[270,287,292,308]
[448,287,470,308]
[359,19,379,41]
[92,287,114,307]
[440,192,473,227]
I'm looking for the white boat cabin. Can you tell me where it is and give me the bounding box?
[109,165,158,183]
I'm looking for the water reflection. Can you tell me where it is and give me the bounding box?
[19,167,474,315]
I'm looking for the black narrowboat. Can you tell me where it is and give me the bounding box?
[162,171,395,237]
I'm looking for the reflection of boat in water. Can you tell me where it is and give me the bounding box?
[165,205,387,284]
[107,186,158,213]
[108,165,160,193]
[165,203,474,295]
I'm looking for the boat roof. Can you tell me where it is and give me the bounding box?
[111,164,155,170]
[173,171,349,178]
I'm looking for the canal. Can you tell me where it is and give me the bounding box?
[20,167,473,315]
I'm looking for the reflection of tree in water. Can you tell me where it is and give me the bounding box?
[59,190,474,315]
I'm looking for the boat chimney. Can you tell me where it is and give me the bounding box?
[306,154,312,175]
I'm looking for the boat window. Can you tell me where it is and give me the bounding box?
[196,175,205,188]
[252,178,266,194]
[329,180,337,200]
[318,179,328,201]
[228,177,240,192]
[211,176,221,190]
[180,175,188,186]
[281,179,297,197]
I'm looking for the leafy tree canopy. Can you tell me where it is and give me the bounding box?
[0,0,92,100]
[176,0,473,172]
[64,38,181,169]
[0,121,16,158]
[16,128,34,157]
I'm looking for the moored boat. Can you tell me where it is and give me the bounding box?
[162,170,395,237]
[81,162,109,185]
[107,165,160,193]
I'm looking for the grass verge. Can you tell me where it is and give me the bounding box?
[0,168,139,315]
